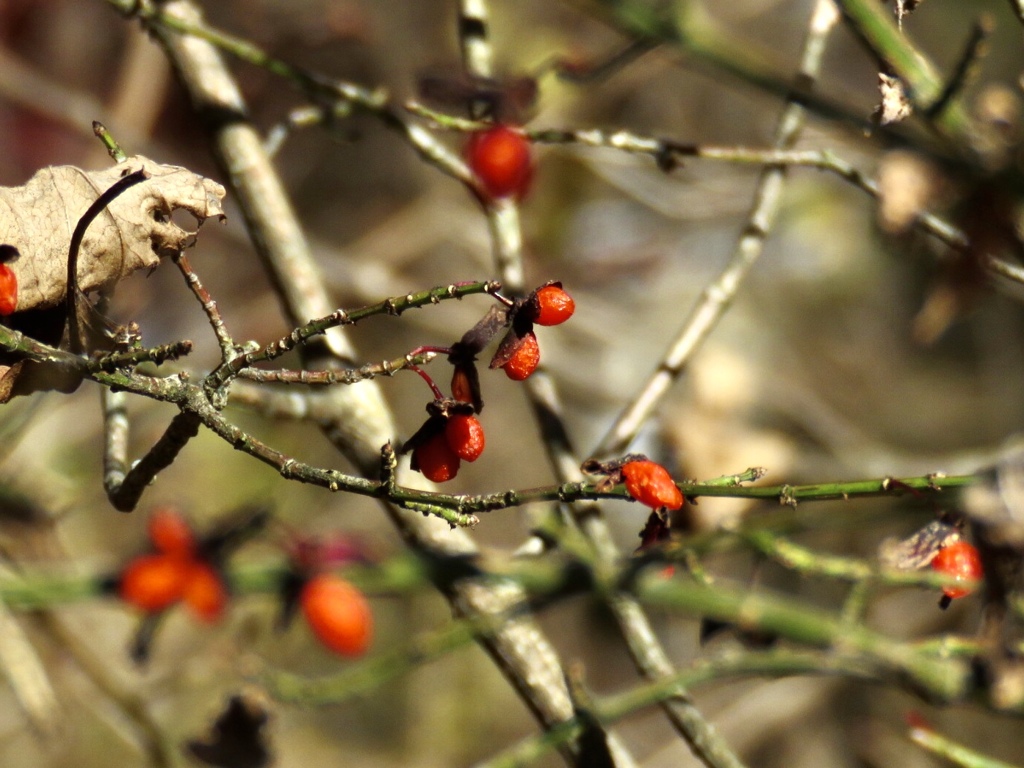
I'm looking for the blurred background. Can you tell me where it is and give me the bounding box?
[0,0,1023,766]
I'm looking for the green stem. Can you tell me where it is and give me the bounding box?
[909,725,1023,768]
[832,0,973,141]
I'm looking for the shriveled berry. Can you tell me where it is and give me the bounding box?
[465,125,533,200]
[931,540,983,600]
[412,431,462,482]
[450,362,483,412]
[451,366,474,404]
[0,264,16,315]
[183,562,228,623]
[621,460,683,510]
[533,284,575,326]
[300,574,373,657]
[119,554,188,613]
[445,413,485,462]
[501,331,540,381]
[148,507,196,559]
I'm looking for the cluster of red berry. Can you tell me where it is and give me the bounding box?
[403,281,575,483]
[117,508,373,659]
[118,507,228,622]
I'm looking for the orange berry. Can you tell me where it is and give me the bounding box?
[0,264,16,315]
[412,431,461,482]
[465,125,533,200]
[119,554,188,613]
[300,574,373,657]
[445,413,485,462]
[533,284,575,326]
[931,540,983,599]
[183,562,228,623]
[621,460,683,510]
[501,331,540,381]
[148,507,196,558]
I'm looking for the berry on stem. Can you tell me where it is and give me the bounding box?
[445,413,485,462]
[412,430,462,482]
[119,554,188,613]
[531,283,575,326]
[500,331,540,380]
[621,460,684,510]
[300,574,373,657]
[465,124,533,200]
[931,540,982,601]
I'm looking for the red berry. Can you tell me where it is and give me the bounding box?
[183,562,228,623]
[465,125,533,200]
[445,413,485,462]
[119,554,188,613]
[621,460,683,510]
[931,540,983,599]
[501,331,540,381]
[533,284,575,326]
[0,264,16,315]
[300,574,373,657]
[412,431,461,482]
[148,507,196,558]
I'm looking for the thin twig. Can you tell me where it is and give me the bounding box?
[924,15,993,121]
[594,0,841,457]
[102,388,130,496]
[65,169,150,354]
[172,251,234,360]
[89,339,193,372]
[210,280,500,388]
[106,411,201,513]
[236,351,436,386]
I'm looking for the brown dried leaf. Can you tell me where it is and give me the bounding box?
[877,73,912,125]
[0,155,225,313]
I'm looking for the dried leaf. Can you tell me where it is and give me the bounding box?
[0,155,225,313]
[877,520,960,570]
[876,73,912,125]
